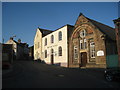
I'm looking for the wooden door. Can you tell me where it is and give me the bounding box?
[81,52,87,67]
[51,54,54,65]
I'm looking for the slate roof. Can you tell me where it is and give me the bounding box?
[13,40,28,47]
[113,17,120,23]
[86,17,116,41]
[38,28,53,37]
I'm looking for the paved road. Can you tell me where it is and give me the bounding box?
[2,61,120,88]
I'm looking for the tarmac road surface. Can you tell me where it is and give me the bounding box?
[2,60,120,88]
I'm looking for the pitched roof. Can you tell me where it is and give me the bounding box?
[13,40,28,47]
[38,28,53,37]
[86,17,116,41]
[113,17,120,24]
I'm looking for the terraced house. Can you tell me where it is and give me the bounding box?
[34,13,118,68]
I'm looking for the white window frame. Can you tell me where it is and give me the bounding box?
[80,40,83,49]
[51,35,54,43]
[58,46,62,56]
[84,39,87,49]
[90,42,95,58]
[58,31,62,41]
[80,30,86,38]
[74,46,78,59]
[45,50,47,58]
[45,38,47,46]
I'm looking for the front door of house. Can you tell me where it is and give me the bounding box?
[51,49,54,65]
[81,52,87,67]
[51,54,54,65]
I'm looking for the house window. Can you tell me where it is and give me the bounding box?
[90,42,95,58]
[58,46,62,56]
[80,40,83,49]
[51,35,54,43]
[45,50,47,58]
[58,31,62,41]
[74,46,78,59]
[51,49,54,55]
[80,30,86,38]
[84,39,87,49]
[45,38,47,46]
[38,42,39,48]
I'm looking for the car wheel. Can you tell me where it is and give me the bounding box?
[105,74,113,82]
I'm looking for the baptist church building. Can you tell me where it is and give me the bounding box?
[34,13,117,68]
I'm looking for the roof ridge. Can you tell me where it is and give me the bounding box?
[86,17,114,29]
[85,16,116,40]
[38,28,53,32]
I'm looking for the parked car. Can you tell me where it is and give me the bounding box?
[104,67,120,82]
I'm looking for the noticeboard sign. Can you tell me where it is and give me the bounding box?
[97,50,104,56]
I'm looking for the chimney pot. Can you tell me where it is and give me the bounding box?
[10,37,13,40]
[18,39,21,43]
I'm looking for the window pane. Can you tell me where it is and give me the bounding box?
[84,39,87,49]
[45,38,47,46]
[59,46,62,56]
[80,40,83,49]
[51,35,54,43]
[45,50,47,58]
[74,46,78,59]
[90,42,95,58]
[59,31,62,41]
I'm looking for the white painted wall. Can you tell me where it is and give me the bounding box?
[42,25,68,67]
[34,28,42,60]
[6,39,29,60]
[6,40,17,54]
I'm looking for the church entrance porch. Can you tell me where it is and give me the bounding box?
[80,52,87,67]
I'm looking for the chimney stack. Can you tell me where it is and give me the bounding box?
[18,39,21,43]
[10,37,13,40]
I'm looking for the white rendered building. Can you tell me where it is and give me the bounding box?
[34,24,74,67]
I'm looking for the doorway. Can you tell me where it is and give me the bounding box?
[51,54,54,65]
[81,52,87,67]
[51,49,54,65]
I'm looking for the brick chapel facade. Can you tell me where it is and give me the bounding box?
[68,13,117,68]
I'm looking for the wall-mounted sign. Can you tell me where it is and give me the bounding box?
[97,50,104,56]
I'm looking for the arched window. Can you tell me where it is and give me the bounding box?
[58,46,62,56]
[45,38,47,46]
[84,39,87,49]
[58,31,62,41]
[90,42,95,58]
[74,46,78,59]
[45,50,47,58]
[80,30,86,38]
[51,49,54,55]
[51,35,54,43]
